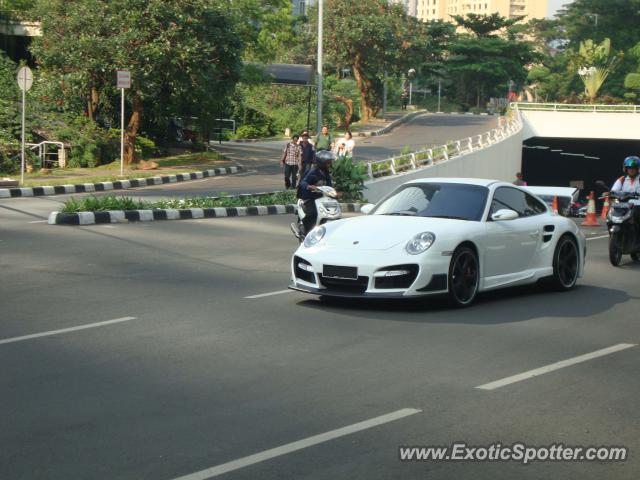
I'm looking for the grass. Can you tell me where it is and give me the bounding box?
[61,191,299,213]
[10,151,229,187]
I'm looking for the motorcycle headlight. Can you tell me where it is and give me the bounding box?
[406,232,435,255]
[303,226,326,248]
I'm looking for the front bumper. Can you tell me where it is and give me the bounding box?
[289,282,417,299]
[291,248,450,298]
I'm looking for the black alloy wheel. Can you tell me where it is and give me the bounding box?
[552,235,580,290]
[448,246,479,307]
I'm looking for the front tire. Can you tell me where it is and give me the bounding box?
[609,233,623,266]
[448,246,479,307]
[552,235,579,290]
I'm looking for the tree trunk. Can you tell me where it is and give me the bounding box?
[352,58,373,122]
[332,95,353,128]
[124,94,143,165]
[87,86,99,121]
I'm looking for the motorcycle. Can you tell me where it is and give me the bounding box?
[597,180,640,266]
[290,186,341,242]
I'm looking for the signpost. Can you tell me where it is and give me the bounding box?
[116,70,131,176]
[17,66,33,185]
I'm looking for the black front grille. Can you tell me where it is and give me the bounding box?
[294,256,315,283]
[320,276,369,294]
[374,265,419,289]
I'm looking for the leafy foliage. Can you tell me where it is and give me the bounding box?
[30,0,243,164]
[331,156,367,202]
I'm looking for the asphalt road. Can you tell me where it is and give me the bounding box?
[20,113,496,204]
[1,200,638,480]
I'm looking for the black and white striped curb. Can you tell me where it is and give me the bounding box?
[0,166,243,199]
[48,203,363,225]
[354,110,428,138]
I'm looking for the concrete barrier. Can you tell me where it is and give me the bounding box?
[363,114,524,203]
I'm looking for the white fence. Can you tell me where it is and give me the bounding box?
[364,112,522,181]
[511,102,640,114]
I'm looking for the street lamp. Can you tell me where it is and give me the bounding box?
[408,68,416,106]
[316,0,323,135]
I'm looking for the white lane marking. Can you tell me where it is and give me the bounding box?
[586,234,609,241]
[172,408,421,480]
[244,289,293,299]
[28,220,47,224]
[0,316,137,346]
[476,343,637,391]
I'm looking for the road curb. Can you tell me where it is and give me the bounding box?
[48,203,363,225]
[354,110,428,138]
[0,166,243,199]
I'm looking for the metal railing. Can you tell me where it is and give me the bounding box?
[511,102,640,113]
[364,111,523,180]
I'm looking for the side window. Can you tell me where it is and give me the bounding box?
[523,193,547,216]
[490,187,528,217]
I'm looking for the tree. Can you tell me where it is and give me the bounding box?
[568,38,623,101]
[229,0,296,63]
[446,14,539,108]
[318,0,431,122]
[30,0,243,164]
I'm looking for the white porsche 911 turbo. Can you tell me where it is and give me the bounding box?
[289,178,586,307]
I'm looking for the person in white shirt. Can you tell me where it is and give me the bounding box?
[611,156,640,193]
[334,131,355,158]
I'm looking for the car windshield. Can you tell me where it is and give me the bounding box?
[371,183,489,221]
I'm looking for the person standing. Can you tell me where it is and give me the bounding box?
[281,134,302,189]
[299,132,315,178]
[342,131,355,158]
[315,125,334,152]
[513,172,527,186]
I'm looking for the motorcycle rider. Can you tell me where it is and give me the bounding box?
[611,156,640,194]
[611,155,640,233]
[298,150,335,236]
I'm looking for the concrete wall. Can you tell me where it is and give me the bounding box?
[521,110,640,141]
[364,129,524,202]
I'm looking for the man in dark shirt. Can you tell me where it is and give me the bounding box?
[299,132,315,179]
[299,151,334,235]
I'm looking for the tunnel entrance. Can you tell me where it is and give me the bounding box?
[522,137,640,202]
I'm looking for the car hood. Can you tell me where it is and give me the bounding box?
[324,215,471,251]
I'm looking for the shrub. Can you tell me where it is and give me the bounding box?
[135,135,157,159]
[331,156,367,202]
[235,124,271,139]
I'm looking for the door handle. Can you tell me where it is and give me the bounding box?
[529,230,540,238]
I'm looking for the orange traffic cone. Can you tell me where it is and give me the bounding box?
[582,191,600,227]
[601,193,610,220]
[551,195,559,214]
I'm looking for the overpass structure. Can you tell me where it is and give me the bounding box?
[364,103,640,202]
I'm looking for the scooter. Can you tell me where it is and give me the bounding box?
[597,180,640,266]
[290,186,341,242]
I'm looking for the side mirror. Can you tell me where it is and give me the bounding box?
[491,209,519,221]
[360,203,375,215]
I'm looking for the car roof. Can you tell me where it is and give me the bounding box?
[403,177,501,187]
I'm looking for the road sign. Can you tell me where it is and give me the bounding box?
[117,70,131,89]
[16,66,33,92]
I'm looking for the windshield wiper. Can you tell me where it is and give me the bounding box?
[427,215,469,220]
[384,212,416,216]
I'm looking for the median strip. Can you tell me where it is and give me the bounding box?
[0,166,242,199]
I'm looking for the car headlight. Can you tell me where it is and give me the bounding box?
[303,226,326,248]
[406,232,435,255]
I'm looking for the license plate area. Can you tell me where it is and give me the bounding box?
[322,265,358,280]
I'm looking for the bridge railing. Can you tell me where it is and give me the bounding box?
[511,102,640,113]
[364,111,523,180]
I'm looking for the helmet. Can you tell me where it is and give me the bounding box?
[315,150,336,167]
[623,156,640,170]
